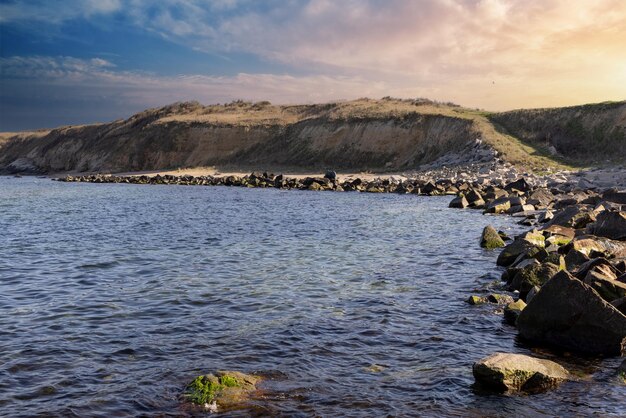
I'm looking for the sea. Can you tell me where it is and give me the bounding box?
[0,177,624,417]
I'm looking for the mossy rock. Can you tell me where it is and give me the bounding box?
[473,352,569,393]
[467,295,487,305]
[184,371,260,409]
[481,225,506,249]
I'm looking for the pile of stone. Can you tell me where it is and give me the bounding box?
[464,177,626,393]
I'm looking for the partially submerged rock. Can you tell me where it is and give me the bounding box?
[480,225,506,249]
[517,271,626,356]
[473,352,569,393]
[184,371,260,410]
[504,299,527,325]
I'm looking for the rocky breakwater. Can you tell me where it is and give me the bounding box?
[458,175,626,391]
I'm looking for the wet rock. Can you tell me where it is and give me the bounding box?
[473,352,569,393]
[517,270,626,356]
[467,295,487,305]
[480,225,506,249]
[504,299,527,325]
[449,195,469,208]
[509,263,561,300]
[488,293,515,305]
[589,211,626,241]
[465,189,486,208]
[184,371,260,410]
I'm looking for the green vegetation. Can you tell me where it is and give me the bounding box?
[184,374,242,405]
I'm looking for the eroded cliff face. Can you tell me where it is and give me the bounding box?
[1,98,624,174]
[0,107,489,173]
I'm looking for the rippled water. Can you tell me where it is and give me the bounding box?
[1,177,624,417]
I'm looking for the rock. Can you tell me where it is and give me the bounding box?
[184,371,260,410]
[465,189,486,208]
[504,299,527,325]
[517,270,626,356]
[613,296,626,315]
[497,231,545,267]
[488,293,515,305]
[589,211,626,241]
[564,248,591,270]
[509,263,560,300]
[527,188,554,208]
[473,352,569,393]
[467,295,487,305]
[480,225,506,249]
[526,285,540,304]
[504,178,532,194]
[485,197,512,214]
[545,205,596,229]
[508,204,535,214]
[324,170,337,181]
[603,189,626,205]
[541,225,575,246]
[449,195,469,208]
[568,235,626,259]
[308,182,322,191]
[584,270,626,302]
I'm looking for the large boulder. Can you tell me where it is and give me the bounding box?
[473,352,569,393]
[589,211,626,240]
[184,371,260,411]
[480,225,506,249]
[527,188,555,209]
[517,271,626,356]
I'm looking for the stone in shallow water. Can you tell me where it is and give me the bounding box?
[184,371,260,410]
[473,352,569,393]
[480,225,505,249]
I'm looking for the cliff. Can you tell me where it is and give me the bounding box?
[1,98,624,174]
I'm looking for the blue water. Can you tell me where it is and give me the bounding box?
[0,177,624,417]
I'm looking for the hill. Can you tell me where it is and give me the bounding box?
[0,98,624,175]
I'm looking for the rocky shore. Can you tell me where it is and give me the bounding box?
[54,163,626,399]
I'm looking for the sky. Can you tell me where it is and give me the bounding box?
[1,0,625,131]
